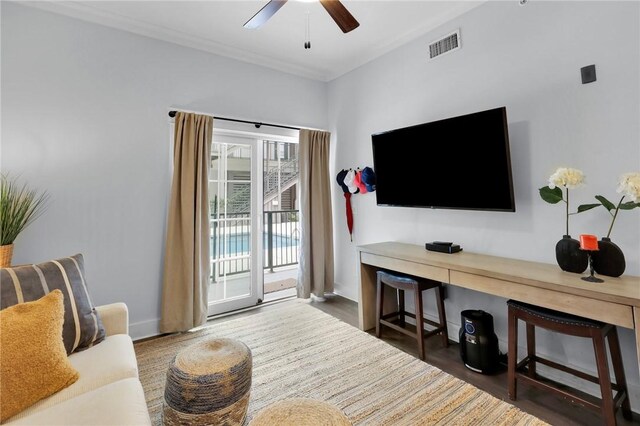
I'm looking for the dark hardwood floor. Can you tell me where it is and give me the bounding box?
[308,294,638,426]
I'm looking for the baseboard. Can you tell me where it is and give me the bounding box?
[129,296,296,341]
[331,288,357,302]
[130,318,160,341]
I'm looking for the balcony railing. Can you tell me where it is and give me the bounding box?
[210,210,299,282]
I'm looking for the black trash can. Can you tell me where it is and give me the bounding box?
[459,310,499,374]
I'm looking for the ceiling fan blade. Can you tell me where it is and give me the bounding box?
[319,0,360,33]
[244,0,288,30]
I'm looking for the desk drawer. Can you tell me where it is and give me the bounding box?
[450,271,634,329]
[360,252,449,283]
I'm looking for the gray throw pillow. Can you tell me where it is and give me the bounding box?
[1,254,106,354]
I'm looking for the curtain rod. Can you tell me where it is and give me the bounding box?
[168,111,300,131]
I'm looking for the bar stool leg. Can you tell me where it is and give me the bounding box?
[607,327,632,420]
[376,276,384,338]
[507,306,518,401]
[436,285,449,347]
[398,289,405,327]
[414,288,425,361]
[526,324,536,379]
[593,328,616,426]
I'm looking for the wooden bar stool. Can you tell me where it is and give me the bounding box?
[375,270,448,361]
[507,300,632,426]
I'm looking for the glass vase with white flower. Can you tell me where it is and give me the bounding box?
[539,167,588,273]
[576,172,640,277]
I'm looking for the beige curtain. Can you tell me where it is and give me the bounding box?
[160,112,212,333]
[297,129,334,299]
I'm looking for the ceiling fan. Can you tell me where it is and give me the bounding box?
[244,0,360,34]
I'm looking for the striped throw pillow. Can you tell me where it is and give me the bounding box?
[0,254,106,354]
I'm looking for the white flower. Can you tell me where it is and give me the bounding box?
[616,172,640,202]
[548,167,585,189]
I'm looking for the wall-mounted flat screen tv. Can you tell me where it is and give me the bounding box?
[371,106,515,212]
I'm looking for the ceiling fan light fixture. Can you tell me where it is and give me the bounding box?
[243,0,287,29]
[304,11,311,49]
[318,0,359,33]
[244,0,359,33]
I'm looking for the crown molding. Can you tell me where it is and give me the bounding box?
[22,1,485,83]
[23,1,329,81]
[324,2,485,81]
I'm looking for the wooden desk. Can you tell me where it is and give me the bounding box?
[356,242,640,371]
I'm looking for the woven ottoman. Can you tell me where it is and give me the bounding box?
[163,338,252,425]
[249,398,351,426]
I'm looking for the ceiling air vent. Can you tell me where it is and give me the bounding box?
[428,29,461,60]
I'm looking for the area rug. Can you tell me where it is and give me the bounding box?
[135,300,547,425]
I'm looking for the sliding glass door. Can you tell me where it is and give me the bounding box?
[208,131,262,315]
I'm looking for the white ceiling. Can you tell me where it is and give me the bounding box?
[27,1,485,81]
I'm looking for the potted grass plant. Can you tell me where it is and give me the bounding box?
[0,174,49,267]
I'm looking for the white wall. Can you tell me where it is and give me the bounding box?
[0,3,327,338]
[3,0,640,412]
[328,1,640,408]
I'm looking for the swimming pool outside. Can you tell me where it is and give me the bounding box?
[210,210,300,278]
[213,232,299,255]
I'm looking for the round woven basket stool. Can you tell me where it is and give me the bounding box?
[249,398,351,426]
[163,337,252,426]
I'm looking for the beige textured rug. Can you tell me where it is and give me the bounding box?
[135,301,547,425]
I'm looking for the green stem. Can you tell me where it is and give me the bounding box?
[606,196,625,238]
[565,188,569,236]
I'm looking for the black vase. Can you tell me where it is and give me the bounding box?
[592,237,625,277]
[555,235,588,273]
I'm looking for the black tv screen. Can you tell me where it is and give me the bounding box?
[371,107,515,212]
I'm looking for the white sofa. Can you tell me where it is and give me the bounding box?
[6,303,151,425]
